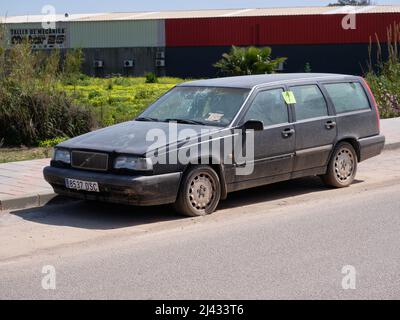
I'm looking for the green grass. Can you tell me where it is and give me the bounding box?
[0,147,52,163]
[1,76,185,163]
[61,76,185,127]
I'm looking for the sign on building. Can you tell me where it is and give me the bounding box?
[10,27,67,49]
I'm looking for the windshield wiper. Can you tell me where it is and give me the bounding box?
[164,118,206,126]
[135,117,160,122]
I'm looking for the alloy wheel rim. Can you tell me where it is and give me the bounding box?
[188,173,215,211]
[334,147,354,182]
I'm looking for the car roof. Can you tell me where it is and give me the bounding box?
[179,73,360,89]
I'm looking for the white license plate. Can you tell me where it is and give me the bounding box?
[65,178,99,192]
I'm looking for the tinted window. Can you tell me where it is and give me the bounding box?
[244,88,288,126]
[324,82,370,113]
[291,85,328,121]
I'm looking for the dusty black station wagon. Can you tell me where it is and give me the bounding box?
[44,73,385,217]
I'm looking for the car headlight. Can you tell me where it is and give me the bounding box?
[53,149,71,164]
[114,156,153,171]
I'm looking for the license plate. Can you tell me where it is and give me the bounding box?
[65,178,99,192]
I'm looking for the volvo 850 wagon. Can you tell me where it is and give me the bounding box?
[44,73,385,217]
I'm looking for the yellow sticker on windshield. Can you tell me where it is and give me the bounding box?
[282,91,297,104]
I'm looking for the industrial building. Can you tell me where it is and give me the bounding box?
[2,5,400,78]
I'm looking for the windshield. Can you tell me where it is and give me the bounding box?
[138,86,250,127]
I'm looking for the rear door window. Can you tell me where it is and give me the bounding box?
[291,85,328,121]
[323,82,371,114]
[243,88,289,126]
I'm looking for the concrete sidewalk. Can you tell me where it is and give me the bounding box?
[0,158,55,211]
[1,117,400,211]
[381,117,400,150]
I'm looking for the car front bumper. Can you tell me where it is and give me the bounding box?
[43,166,182,206]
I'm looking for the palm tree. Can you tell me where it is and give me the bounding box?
[214,46,287,76]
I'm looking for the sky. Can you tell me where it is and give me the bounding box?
[1,0,400,16]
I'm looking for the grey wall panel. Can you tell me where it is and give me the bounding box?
[69,20,165,48]
[81,47,165,77]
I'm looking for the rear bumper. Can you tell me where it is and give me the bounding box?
[43,166,182,206]
[359,135,385,162]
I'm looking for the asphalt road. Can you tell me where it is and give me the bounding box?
[1,150,400,299]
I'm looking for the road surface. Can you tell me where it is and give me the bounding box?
[1,149,400,299]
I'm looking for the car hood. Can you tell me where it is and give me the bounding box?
[57,120,223,156]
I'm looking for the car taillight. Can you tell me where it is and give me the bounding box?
[362,78,380,133]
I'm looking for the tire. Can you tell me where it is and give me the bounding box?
[322,142,358,188]
[174,165,221,217]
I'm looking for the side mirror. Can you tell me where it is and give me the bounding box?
[241,120,264,132]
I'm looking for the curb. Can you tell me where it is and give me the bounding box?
[384,142,400,151]
[0,191,56,212]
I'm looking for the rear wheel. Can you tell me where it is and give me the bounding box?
[322,142,358,188]
[174,165,221,217]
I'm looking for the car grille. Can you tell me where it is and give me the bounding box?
[71,151,109,171]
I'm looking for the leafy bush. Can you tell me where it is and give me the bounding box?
[38,137,69,148]
[145,72,158,83]
[366,23,400,119]
[88,90,101,99]
[0,86,95,146]
[106,78,113,90]
[214,46,287,76]
[63,49,84,85]
[365,72,400,118]
[0,28,96,147]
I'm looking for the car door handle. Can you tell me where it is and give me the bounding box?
[282,128,295,138]
[325,121,337,129]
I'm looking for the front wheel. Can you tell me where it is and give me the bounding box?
[321,142,358,188]
[174,165,221,217]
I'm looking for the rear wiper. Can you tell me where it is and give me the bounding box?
[135,117,160,122]
[164,118,206,126]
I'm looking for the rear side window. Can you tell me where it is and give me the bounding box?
[324,82,370,114]
[244,88,288,126]
[291,85,328,121]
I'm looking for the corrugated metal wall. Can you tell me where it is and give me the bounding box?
[81,47,162,76]
[69,20,165,48]
[166,13,400,46]
[166,43,381,78]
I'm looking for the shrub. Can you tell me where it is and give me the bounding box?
[106,78,113,90]
[88,90,101,99]
[365,72,400,118]
[304,62,312,73]
[366,22,400,119]
[0,86,95,146]
[214,46,287,76]
[145,72,158,83]
[0,28,96,147]
[38,137,69,148]
[63,48,84,85]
